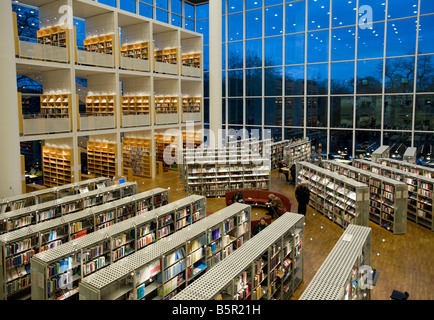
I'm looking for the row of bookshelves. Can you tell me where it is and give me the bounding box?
[77,203,250,300]
[283,139,311,167]
[296,161,370,229]
[323,160,408,234]
[0,187,167,300]
[173,212,304,301]
[269,140,290,169]
[353,159,434,231]
[379,158,434,179]
[0,183,138,235]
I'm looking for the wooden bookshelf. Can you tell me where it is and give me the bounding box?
[155,134,178,171]
[37,26,69,48]
[85,95,116,116]
[120,42,149,60]
[83,34,114,55]
[154,48,178,65]
[42,146,73,188]
[155,96,179,114]
[121,96,150,115]
[40,94,71,118]
[182,131,202,149]
[182,97,201,113]
[87,141,117,178]
[122,138,152,178]
[181,53,201,68]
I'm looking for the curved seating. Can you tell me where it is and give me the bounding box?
[225,189,291,215]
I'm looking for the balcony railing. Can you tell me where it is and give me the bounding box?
[18,36,69,63]
[22,113,71,135]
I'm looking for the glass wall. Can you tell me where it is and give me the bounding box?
[194,0,434,157]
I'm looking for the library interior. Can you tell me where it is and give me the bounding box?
[0,0,433,302]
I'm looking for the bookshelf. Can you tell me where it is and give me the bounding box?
[77,203,250,300]
[120,42,149,61]
[154,48,178,65]
[85,95,116,116]
[182,131,202,150]
[379,158,434,179]
[182,53,201,69]
[87,141,117,178]
[36,26,70,62]
[371,146,390,163]
[122,138,152,178]
[185,156,271,197]
[154,96,179,125]
[42,146,73,188]
[83,34,114,55]
[297,161,369,228]
[353,159,434,231]
[40,94,71,118]
[30,196,206,300]
[283,139,311,167]
[121,96,150,115]
[155,134,179,171]
[173,212,304,300]
[269,140,290,169]
[323,160,408,234]
[299,224,372,300]
[0,178,110,215]
[0,182,137,236]
[181,97,201,122]
[1,188,166,301]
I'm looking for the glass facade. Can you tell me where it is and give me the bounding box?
[193,0,434,158]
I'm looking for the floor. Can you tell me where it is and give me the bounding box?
[133,167,434,300]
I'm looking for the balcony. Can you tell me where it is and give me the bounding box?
[22,114,71,135]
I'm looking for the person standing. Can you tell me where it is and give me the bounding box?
[295,181,310,216]
[253,217,268,235]
[290,164,296,185]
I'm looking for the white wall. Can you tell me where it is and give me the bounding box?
[181,80,202,97]
[42,70,72,94]
[123,77,152,96]
[85,12,115,38]
[87,74,117,95]
[39,0,70,29]
[121,22,150,45]
[153,30,179,50]
[154,78,179,96]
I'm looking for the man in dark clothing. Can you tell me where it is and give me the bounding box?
[295,181,310,216]
[290,164,296,185]
[278,160,290,182]
[253,217,268,235]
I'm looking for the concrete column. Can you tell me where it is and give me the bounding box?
[0,1,23,197]
[209,0,222,147]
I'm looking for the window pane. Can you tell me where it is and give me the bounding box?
[265,67,283,96]
[414,133,434,159]
[285,65,305,96]
[228,0,243,13]
[156,9,168,23]
[286,1,305,34]
[139,3,153,18]
[204,72,209,97]
[246,98,262,125]
[185,3,194,19]
[307,30,329,63]
[120,0,136,13]
[285,127,304,141]
[228,70,243,97]
[185,18,194,31]
[331,27,356,61]
[98,0,116,7]
[222,99,226,124]
[246,9,262,39]
[383,95,413,130]
[196,19,209,45]
[386,18,417,57]
[307,97,328,127]
[417,55,434,92]
[358,0,386,22]
[356,59,383,94]
[285,33,305,65]
[306,129,327,152]
[247,0,262,10]
[415,94,434,131]
[171,14,182,28]
[355,130,381,156]
[266,127,283,142]
[307,63,328,95]
[246,39,262,68]
[420,0,434,15]
[330,130,353,156]
[222,71,226,97]
[383,132,412,157]
[285,97,304,127]
[228,13,243,41]
[266,0,283,6]
[387,0,418,19]
[246,68,262,96]
[385,57,415,93]
[203,46,209,71]
[265,98,283,126]
[265,5,283,36]
[418,15,434,54]
[330,96,354,128]
[308,0,330,31]
[204,99,209,123]
[331,62,355,95]
[222,16,226,43]
[228,98,243,124]
[156,0,168,10]
[246,126,263,140]
[228,41,243,69]
[265,36,283,66]
[222,44,226,70]
[356,96,382,129]
[171,0,182,15]
[357,22,385,59]
[332,0,357,27]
